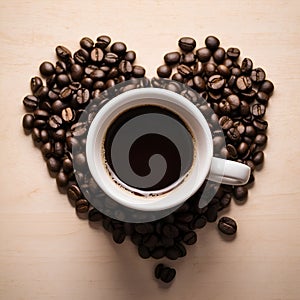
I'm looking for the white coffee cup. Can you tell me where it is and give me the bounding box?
[86,88,250,212]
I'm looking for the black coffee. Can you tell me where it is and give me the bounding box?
[104,105,194,192]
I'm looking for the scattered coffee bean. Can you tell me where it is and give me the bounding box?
[160,267,176,283]
[178,37,196,52]
[218,217,237,235]
[227,47,240,60]
[234,186,248,200]
[196,47,211,62]
[205,35,220,51]
[157,65,172,78]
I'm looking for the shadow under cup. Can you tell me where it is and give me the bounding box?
[86,88,213,212]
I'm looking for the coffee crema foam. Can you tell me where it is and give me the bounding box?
[101,105,196,197]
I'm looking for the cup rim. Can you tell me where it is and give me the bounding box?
[86,87,213,211]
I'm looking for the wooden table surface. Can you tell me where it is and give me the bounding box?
[1,1,300,299]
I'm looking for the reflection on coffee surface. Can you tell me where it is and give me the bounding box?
[104,105,194,191]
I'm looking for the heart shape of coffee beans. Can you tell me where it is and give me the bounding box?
[22,35,273,284]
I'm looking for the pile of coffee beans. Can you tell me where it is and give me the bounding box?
[22,35,273,285]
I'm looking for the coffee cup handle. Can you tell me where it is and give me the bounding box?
[207,157,251,185]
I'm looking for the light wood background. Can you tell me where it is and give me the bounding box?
[0,1,299,299]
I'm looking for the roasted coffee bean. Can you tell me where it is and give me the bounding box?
[259,80,274,95]
[90,69,106,81]
[67,184,82,202]
[30,76,43,93]
[155,263,165,279]
[78,38,94,53]
[252,104,266,118]
[192,76,206,92]
[164,51,181,65]
[47,157,61,173]
[118,60,133,76]
[90,48,104,63]
[241,58,253,74]
[191,215,207,229]
[219,193,232,209]
[76,198,89,213]
[61,107,76,122]
[227,47,240,60]
[56,171,69,187]
[22,114,34,131]
[240,101,250,116]
[227,127,241,142]
[178,37,196,52]
[48,115,63,129]
[157,64,172,78]
[132,65,146,78]
[254,133,267,146]
[205,35,220,51]
[103,52,119,65]
[253,119,268,131]
[234,186,248,200]
[41,142,52,158]
[213,47,225,64]
[227,94,240,110]
[56,74,70,88]
[219,99,231,115]
[237,142,249,155]
[23,95,39,111]
[256,91,269,105]
[181,52,196,65]
[227,144,238,159]
[81,77,93,89]
[31,127,41,143]
[74,48,90,65]
[88,208,102,222]
[95,35,111,49]
[56,45,72,61]
[219,116,233,130]
[160,267,176,283]
[252,151,264,165]
[35,86,49,100]
[34,109,49,120]
[217,64,230,77]
[218,217,237,235]
[138,245,151,259]
[70,64,84,81]
[207,75,225,90]
[245,125,256,137]
[231,67,241,77]
[234,121,245,135]
[150,247,165,259]
[205,63,216,76]
[177,64,193,77]
[110,42,127,56]
[143,234,158,248]
[53,141,64,157]
[76,88,90,105]
[39,61,55,77]
[236,76,252,91]
[250,67,265,83]
[227,75,237,88]
[39,100,51,112]
[182,231,197,245]
[112,229,126,244]
[196,47,211,62]
[62,158,73,173]
[123,50,136,63]
[166,247,181,260]
[162,224,179,238]
[135,223,154,234]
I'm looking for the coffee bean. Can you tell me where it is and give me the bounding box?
[110,42,127,55]
[218,217,237,235]
[56,171,69,187]
[227,47,240,60]
[56,74,70,88]
[253,119,268,131]
[62,158,73,173]
[40,142,52,159]
[56,45,72,61]
[256,91,269,105]
[35,86,49,100]
[39,61,55,77]
[205,35,220,51]
[259,80,274,95]
[123,50,136,63]
[112,229,126,244]
[34,109,49,120]
[207,74,225,91]
[88,208,102,222]
[79,37,94,51]
[61,107,75,123]
[143,234,158,248]
[76,198,89,213]
[181,52,196,65]
[234,121,245,135]
[234,186,248,200]
[227,127,241,142]
[182,231,197,245]
[48,115,63,129]
[23,95,39,111]
[196,47,211,62]
[155,263,165,279]
[219,99,231,115]
[76,88,90,105]
[254,133,267,146]
[90,69,106,81]
[151,247,165,259]
[227,75,237,88]
[252,104,266,118]
[237,142,249,155]
[70,64,84,81]
[166,247,180,260]
[164,51,181,65]
[162,224,179,238]
[95,35,111,49]
[240,101,250,116]
[204,62,216,76]
[219,116,233,130]
[250,67,265,83]
[219,193,232,209]
[231,67,241,77]
[177,64,193,77]
[47,157,61,173]
[226,144,238,159]
[118,60,132,76]
[157,65,172,78]
[30,76,43,93]
[252,151,264,165]
[241,58,253,74]
[22,114,34,131]
[138,245,151,259]
[227,94,240,110]
[205,205,218,222]
[160,267,176,283]
[213,47,225,64]
[178,37,196,52]
[236,75,252,91]
[90,48,104,63]
[217,64,230,77]
[67,184,82,202]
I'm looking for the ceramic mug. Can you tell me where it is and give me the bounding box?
[86,88,250,212]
